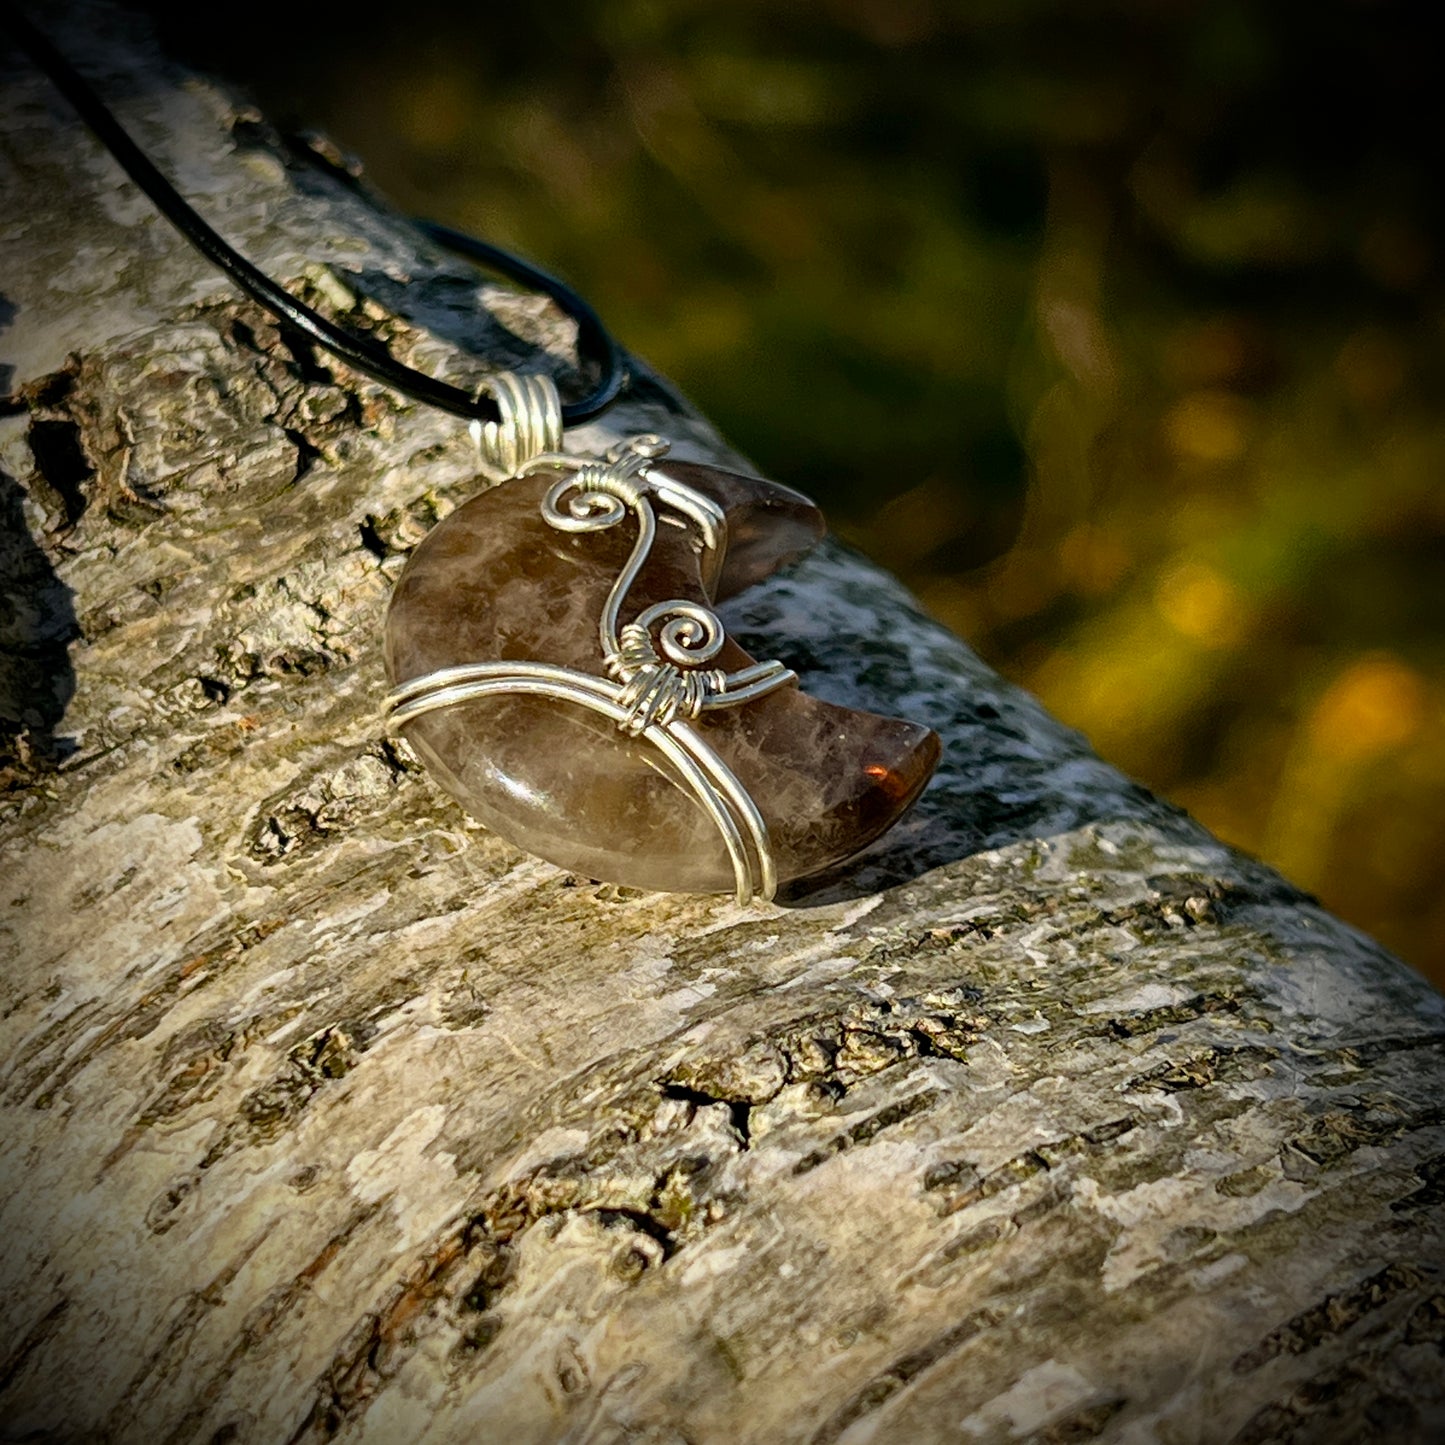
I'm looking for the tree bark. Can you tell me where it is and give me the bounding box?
[2,7,1443,1442]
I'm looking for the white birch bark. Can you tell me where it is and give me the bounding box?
[2,7,1443,1442]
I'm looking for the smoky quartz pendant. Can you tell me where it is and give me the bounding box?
[383,377,940,903]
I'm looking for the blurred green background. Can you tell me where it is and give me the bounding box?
[147,0,1444,981]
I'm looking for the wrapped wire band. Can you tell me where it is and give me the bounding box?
[472,374,564,475]
[0,2,628,426]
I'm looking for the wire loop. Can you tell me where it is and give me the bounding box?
[471,373,564,474]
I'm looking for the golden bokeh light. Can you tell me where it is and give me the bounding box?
[1307,654,1427,762]
[1154,561,1247,648]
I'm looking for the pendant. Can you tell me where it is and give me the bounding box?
[383,375,940,903]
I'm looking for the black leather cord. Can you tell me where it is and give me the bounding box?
[0,3,628,425]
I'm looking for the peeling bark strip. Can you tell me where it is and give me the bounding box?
[1,5,1443,1442]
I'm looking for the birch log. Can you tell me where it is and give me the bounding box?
[2,8,1444,1443]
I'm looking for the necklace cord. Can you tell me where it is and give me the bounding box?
[0,3,628,426]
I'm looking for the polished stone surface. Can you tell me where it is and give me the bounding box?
[384,459,941,893]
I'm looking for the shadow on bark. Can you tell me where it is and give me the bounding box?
[0,292,15,395]
[0,468,79,774]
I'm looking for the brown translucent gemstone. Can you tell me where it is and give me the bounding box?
[384,459,941,894]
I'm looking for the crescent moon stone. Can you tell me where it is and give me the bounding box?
[384,460,941,894]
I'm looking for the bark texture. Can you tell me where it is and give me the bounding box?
[2,8,1444,1443]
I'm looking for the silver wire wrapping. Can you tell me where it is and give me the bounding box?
[469,372,564,475]
[386,377,796,905]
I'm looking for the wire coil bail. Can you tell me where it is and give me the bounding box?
[471,372,564,475]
